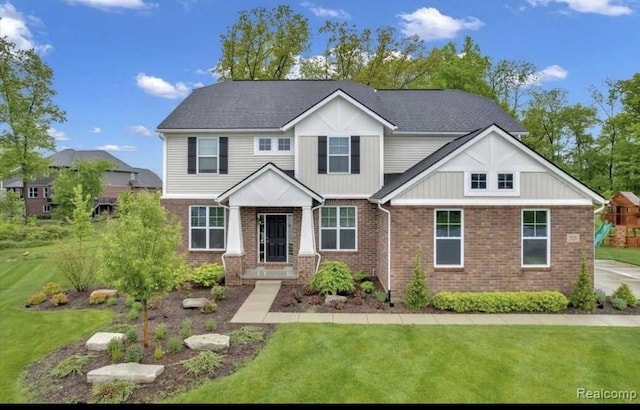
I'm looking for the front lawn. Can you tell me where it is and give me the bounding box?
[596,246,640,266]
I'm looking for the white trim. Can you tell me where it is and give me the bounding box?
[42,204,51,213]
[322,194,371,199]
[463,171,520,197]
[294,133,299,179]
[161,193,219,200]
[282,90,397,131]
[188,205,226,251]
[196,136,219,174]
[379,132,384,189]
[390,131,469,136]
[27,187,38,198]
[257,213,293,263]
[521,208,551,268]
[157,128,280,133]
[327,135,351,174]
[43,186,50,198]
[434,209,464,268]
[161,134,167,196]
[253,136,293,155]
[391,198,593,206]
[319,205,358,252]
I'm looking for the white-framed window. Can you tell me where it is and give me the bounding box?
[470,173,487,190]
[320,206,356,250]
[434,209,463,267]
[254,136,292,155]
[197,137,218,173]
[28,187,38,198]
[522,209,550,267]
[43,187,50,198]
[498,173,514,190]
[190,206,225,250]
[328,136,350,173]
[43,204,51,213]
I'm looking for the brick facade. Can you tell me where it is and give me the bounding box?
[24,184,51,217]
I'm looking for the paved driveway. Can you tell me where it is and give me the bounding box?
[594,259,640,296]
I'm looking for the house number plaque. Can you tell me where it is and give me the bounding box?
[566,234,580,243]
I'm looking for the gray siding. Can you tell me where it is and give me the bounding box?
[165,134,294,195]
[298,135,380,195]
[520,172,585,200]
[397,172,462,199]
[384,135,456,173]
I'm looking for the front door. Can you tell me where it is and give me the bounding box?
[266,215,287,262]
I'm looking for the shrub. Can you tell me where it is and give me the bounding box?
[611,297,628,310]
[229,326,263,345]
[308,261,355,295]
[26,291,47,307]
[359,281,375,294]
[153,345,164,361]
[42,282,63,296]
[205,318,217,332]
[54,243,98,293]
[288,288,303,302]
[124,296,136,308]
[127,307,140,321]
[181,351,224,377]
[50,354,94,378]
[154,323,167,341]
[404,249,430,310]
[167,337,183,354]
[106,297,118,306]
[352,269,370,283]
[611,283,638,308]
[281,297,297,307]
[192,263,225,287]
[89,379,137,404]
[107,338,124,363]
[211,285,226,301]
[200,300,218,314]
[568,252,596,311]
[594,288,607,305]
[125,327,138,344]
[51,292,69,306]
[308,294,322,305]
[374,289,387,302]
[125,344,144,363]
[180,318,193,339]
[89,292,108,305]
[329,299,345,310]
[432,291,569,313]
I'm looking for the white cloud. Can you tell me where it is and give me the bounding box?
[195,67,220,81]
[97,144,137,151]
[301,1,350,19]
[0,2,53,53]
[525,64,569,85]
[136,73,200,99]
[91,127,102,134]
[398,7,484,42]
[127,125,152,136]
[527,0,632,16]
[48,127,70,141]
[64,0,158,11]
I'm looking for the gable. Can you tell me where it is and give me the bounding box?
[228,169,312,207]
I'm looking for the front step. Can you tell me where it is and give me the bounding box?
[243,267,297,280]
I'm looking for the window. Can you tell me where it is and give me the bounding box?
[28,187,38,198]
[198,137,218,173]
[498,173,514,190]
[258,138,271,152]
[320,206,356,250]
[470,173,487,190]
[435,210,463,266]
[278,138,290,151]
[190,206,225,250]
[522,210,549,266]
[44,187,50,198]
[328,136,350,173]
[254,136,292,154]
[43,204,51,213]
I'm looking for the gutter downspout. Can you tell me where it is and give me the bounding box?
[216,200,230,278]
[377,201,393,307]
[311,200,325,273]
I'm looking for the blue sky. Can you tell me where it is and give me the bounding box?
[1,0,638,178]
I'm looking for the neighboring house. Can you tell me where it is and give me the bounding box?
[2,149,162,217]
[156,80,605,301]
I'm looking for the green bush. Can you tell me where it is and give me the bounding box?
[127,307,140,321]
[26,291,47,307]
[192,263,225,287]
[51,292,69,306]
[611,297,628,310]
[125,296,136,308]
[180,318,193,339]
[352,269,370,282]
[611,283,638,308]
[200,300,218,314]
[153,344,164,361]
[125,327,138,344]
[403,249,430,310]
[180,351,224,377]
[107,338,124,363]
[229,326,264,345]
[172,263,195,293]
[89,379,137,404]
[167,337,183,354]
[154,323,167,341]
[432,291,569,313]
[125,344,144,363]
[594,288,607,305]
[308,261,355,295]
[205,318,217,332]
[569,253,596,312]
[49,354,94,378]
[106,297,118,306]
[211,285,226,301]
[41,281,63,296]
[374,289,387,302]
[359,281,375,293]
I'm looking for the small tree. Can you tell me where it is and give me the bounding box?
[54,184,97,291]
[0,190,24,221]
[611,283,638,308]
[98,190,182,347]
[403,247,430,310]
[569,251,596,311]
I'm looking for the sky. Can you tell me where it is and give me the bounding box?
[1,0,639,178]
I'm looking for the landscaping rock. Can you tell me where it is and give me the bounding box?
[87,363,164,384]
[182,298,210,309]
[90,289,118,299]
[184,334,230,351]
[85,332,125,351]
[324,295,347,305]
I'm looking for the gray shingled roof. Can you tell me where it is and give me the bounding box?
[156,80,526,133]
[50,149,135,172]
[370,126,486,201]
[132,168,162,189]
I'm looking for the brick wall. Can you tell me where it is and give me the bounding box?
[388,206,594,300]
[25,184,50,217]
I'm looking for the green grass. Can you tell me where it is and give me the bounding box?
[0,238,114,403]
[165,324,640,404]
[596,246,640,266]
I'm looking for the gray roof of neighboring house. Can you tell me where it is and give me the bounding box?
[131,168,162,189]
[50,149,135,172]
[156,80,526,133]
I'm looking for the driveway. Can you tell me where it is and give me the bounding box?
[594,259,640,296]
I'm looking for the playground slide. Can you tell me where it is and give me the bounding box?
[595,222,613,248]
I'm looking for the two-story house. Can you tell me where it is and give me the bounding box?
[157,80,605,302]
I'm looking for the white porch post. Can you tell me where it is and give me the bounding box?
[299,205,315,256]
[226,205,244,255]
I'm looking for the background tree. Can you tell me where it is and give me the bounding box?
[487,59,538,117]
[0,190,24,221]
[98,190,183,347]
[215,5,310,80]
[0,36,66,221]
[51,158,113,221]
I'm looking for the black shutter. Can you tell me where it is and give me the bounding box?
[318,136,327,174]
[187,137,197,174]
[219,137,228,174]
[351,135,360,174]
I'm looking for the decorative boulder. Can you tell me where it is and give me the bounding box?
[85,332,125,351]
[184,334,230,351]
[87,363,164,384]
[90,289,118,299]
[182,298,210,309]
[324,295,347,305]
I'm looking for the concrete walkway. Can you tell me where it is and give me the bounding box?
[230,280,640,327]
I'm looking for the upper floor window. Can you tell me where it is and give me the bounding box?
[254,136,292,155]
[28,187,38,198]
[470,173,487,190]
[258,138,271,152]
[318,135,360,175]
[498,173,514,190]
[188,136,227,175]
[328,136,350,173]
[278,138,290,152]
[198,137,218,173]
[44,187,50,198]
[464,171,519,196]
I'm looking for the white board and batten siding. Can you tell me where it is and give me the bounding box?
[384,134,457,174]
[165,134,293,195]
[295,96,383,196]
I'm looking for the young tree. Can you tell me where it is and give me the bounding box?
[403,248,430,310]
[0,36,66,221]
[98,190,183,347]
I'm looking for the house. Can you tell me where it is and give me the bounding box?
[2,149,162,217]
[156,80,605,301]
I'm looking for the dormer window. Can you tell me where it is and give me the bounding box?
[470,173,487,190]
[254,136,292,155]
[498,173,513,190]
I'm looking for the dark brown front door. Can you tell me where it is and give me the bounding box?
[266,215,287,262]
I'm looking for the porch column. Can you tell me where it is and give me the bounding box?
[299,205,315,256]
[226,205,244,255]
